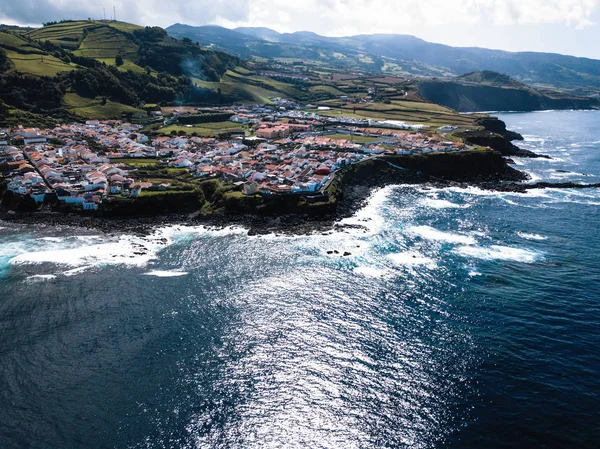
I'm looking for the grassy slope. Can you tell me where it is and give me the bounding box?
[63,93,145,119]
[4,50,75,76]
[0,31,75,75]
[160,121,245,137]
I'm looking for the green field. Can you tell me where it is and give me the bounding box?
[27,21,92,46]
[0,32,42,51]
[5,51,75,76]
[309,85,346,96]
[312,103,478,127]
[74,26,138,59]
[160,121,245,137]
[64,93,145,119]
[96,57,145,73]
[110,158,159,167]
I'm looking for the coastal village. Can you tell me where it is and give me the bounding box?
[0,102,468,211]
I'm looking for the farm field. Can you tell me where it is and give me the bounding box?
[110,158,159,167]
[160,122,246,137]
[63,93,146,119]
[5,51,75,76]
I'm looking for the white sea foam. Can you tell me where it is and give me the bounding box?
[157,224,248,240]
[354,266,390,277]
[63,266,94,277]
[26,274,57,282]
[144,270,189,277]
[523,135,545,143]
[37,237,64,243]
[421,198,469,209]
[387,251,437,268]
[517,232,548,241]
[408,226,477,245]
[454,245,541,263]
[9,236,157,268]
[338,186,394,236]
[5,224,250,274]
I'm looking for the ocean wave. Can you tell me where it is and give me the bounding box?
[4,224,251,274]
[353,265,390,277]
[25,274,57,282]
[9,236,159,268]
[144,270,189,277]
[37,237,64,243]
[337,185,395,236]
[387,251,438,268]
[454,245,542,263]
[408,226,477,245]
[523,135,546,143]
[420,198,470,209]
[157,224,248,240]
[517,232,548,241]
[63,266,94,277]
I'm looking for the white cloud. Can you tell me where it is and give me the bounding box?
[240,0,599,35]
[0,0,597,32]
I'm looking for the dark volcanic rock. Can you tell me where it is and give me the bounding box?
[476,117,524,141]
[456,129,550,159]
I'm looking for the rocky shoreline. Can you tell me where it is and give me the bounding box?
[1,120,597,236]
[3,173,599,237]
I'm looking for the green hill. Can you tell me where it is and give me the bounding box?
[0,20,252,124]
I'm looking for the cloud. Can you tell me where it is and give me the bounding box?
[0,0,250,27]
[0,0,597,33]
[244,0,600,35]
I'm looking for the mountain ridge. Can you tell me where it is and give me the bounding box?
[166,23,600,92]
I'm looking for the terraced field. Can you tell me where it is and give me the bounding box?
[73,27,138,59]
[63,93,145,119]
[27,21,92,48]
[5,51,75,76]
[0,32,42,52]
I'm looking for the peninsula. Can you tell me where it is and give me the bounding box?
[1,19,598,234]
[0,101,556,234]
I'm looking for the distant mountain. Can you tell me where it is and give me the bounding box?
[166,24,600,91]
[418,71,599,112]
[234,27,282,41]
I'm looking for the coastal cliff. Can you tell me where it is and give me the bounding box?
[418,71,600,113]
[455,116,549,159]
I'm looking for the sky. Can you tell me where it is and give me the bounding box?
[1,0,600,59]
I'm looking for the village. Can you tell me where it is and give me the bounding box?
[0,103,468,211]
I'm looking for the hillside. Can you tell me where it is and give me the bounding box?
[0,20,248,124]
[166,24,600,92]
[418,71,600,112]
[167,24,448,77]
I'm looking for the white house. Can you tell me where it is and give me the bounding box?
[243,182,259,195]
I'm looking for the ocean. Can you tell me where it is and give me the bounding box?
[1,110,599,448]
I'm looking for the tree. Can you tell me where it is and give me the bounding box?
[115,54,124,67]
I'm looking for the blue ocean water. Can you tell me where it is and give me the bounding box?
[1,110,599,449]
